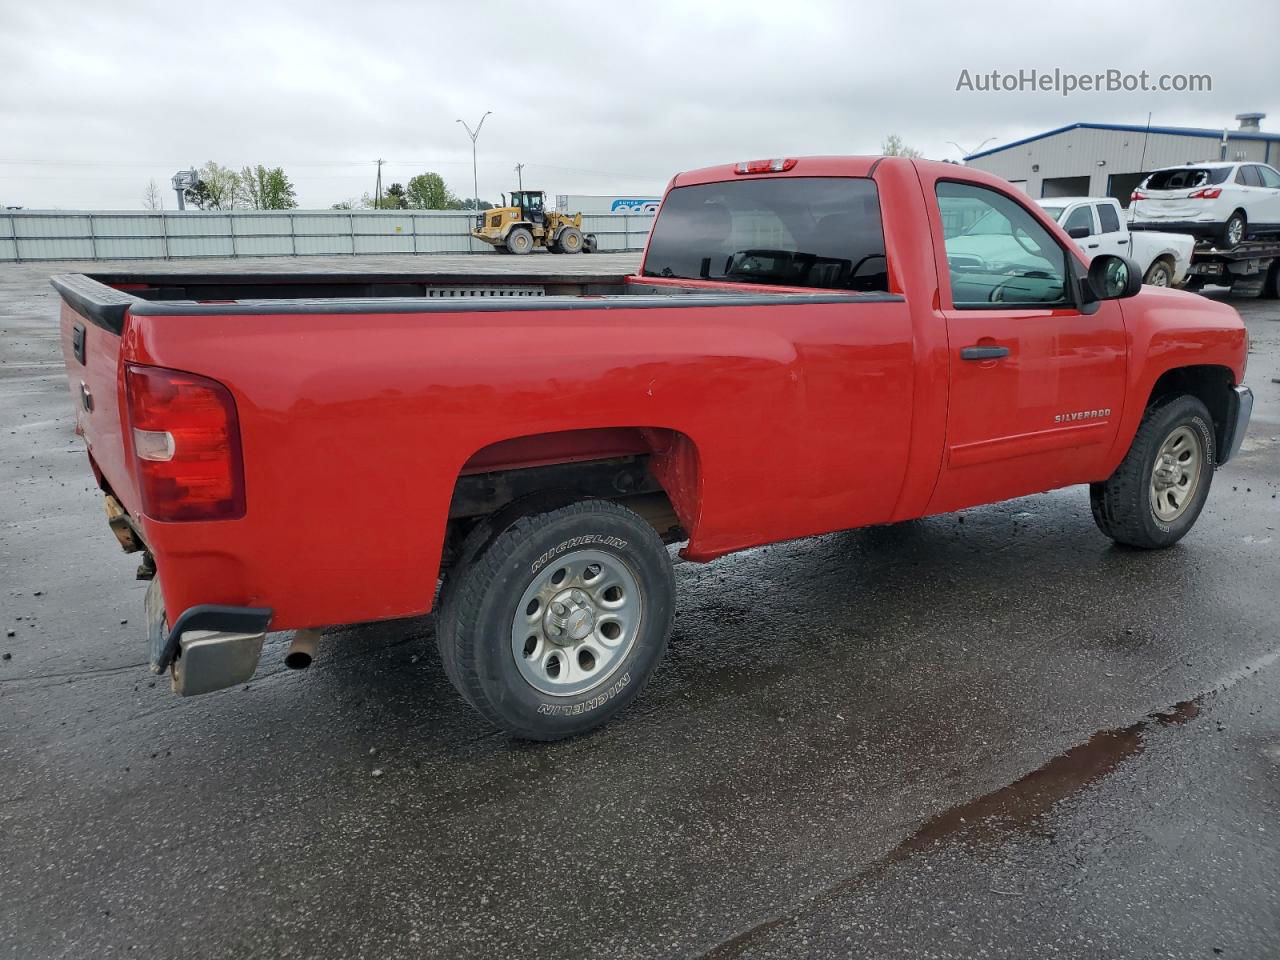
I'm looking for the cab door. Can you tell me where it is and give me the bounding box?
[926,179,1128,514]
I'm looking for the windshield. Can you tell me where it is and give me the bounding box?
[642,177,888,292]
[1141,167,1232,190]
[1039,205,1065,221]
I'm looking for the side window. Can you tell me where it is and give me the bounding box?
[1258,165,1280,189]
[1237,166,1262,187]
[1062,206,1095,235]
[1096,203,1121,233]
[936,181,1071,308]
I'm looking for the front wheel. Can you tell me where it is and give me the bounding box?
[557,227,584,254]
[436,499,675,740]
[1090,395,1216,549]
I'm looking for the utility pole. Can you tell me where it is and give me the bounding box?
[514,162,525,193]
[456,111,493,210]
[374,159,385,209]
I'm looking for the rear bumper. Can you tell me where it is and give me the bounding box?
[146,578,272,695]
[1219,385,1254,466]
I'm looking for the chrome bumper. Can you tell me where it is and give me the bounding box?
[1220,385,1254,465]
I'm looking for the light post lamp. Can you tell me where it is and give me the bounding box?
[456,111,493,211]
[946,137,996,161]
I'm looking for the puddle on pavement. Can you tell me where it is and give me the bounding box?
[702,650,1280,959]
[890,699,1200,858]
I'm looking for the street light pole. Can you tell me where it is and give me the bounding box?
[456,111,493,211]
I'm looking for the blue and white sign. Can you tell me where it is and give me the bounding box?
[609,198,660,214]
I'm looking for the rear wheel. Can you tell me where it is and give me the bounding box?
[1143,258,1174,287]
[436,499,675,740]
[1221,211,1247,248]
[558,227,584,254]
[1264,260,1280,299]
[1090,395,1215,549]
[505,228,534,255]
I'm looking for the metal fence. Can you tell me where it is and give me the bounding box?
[0,209,654,262]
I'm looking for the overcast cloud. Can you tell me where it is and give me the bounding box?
[2,0,1278,209]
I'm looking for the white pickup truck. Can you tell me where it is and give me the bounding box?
[1037,196,1195,287]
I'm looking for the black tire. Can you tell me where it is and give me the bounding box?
[436,499,675,740]
[1263,260,1280,299]
[1090,395,1216,549]
[558,227,584,254]
[1143,258,1174,287]
[1221,211,1247,249]
[506,228,534,255]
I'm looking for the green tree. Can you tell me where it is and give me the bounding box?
[381,182,408,209]
[187,161,241,210]
[881,134,922,158]
[405,172,458,210]
[237,165,298,209]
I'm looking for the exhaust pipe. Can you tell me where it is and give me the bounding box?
[285,628,322,670]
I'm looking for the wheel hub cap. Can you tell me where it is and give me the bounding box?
[511,548,643,697]
[1149,425,1203,523]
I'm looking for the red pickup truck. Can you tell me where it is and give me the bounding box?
[54,156,1253,740]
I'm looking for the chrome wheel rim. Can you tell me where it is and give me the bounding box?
[1146,264,1170,286]
[1150,425,1203,523]
[1227,218,1244,246]
[511,549,643,696]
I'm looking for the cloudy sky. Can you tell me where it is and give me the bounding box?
[3,0,1278,210]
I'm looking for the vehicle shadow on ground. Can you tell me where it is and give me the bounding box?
[267,491,1211,762]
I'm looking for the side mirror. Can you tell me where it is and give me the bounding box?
[1066,226,1091,239]
[1087,254,1142,300]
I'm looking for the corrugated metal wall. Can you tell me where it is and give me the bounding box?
[0,210,653,262]
[967,128,1277,202]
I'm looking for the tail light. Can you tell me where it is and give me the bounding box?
[1131,191,1146,202]
[1188,188,1222,199]
[734,158,797,175]
[124,363,245,522]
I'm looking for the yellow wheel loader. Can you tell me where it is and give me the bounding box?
[470,190,595,255]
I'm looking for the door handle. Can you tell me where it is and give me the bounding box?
[1086,242,1099,249]
[960,345,1010,360]
[1117,239,1127,244]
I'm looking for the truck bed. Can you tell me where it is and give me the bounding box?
[52,270,874,333]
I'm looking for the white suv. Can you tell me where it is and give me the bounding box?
[1129,161,1280,248]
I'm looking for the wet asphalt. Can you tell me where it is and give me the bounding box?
[1,253,1278,960]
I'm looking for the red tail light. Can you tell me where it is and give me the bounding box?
[1188,188,1222,199]
[124,363,245,522]
[734,158,798,175]
[1131,190,1147,201]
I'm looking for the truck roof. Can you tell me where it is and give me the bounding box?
[1035,197,1117,207]
[668,156,1023,191]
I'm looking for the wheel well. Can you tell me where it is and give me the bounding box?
[443,428,702,566]
[1147,365,1235,458]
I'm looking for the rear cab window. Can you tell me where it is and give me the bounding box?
[642,177,888,292]
[1096,203,1121,233]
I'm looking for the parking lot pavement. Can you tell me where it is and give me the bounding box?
[1,256,1278,960]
